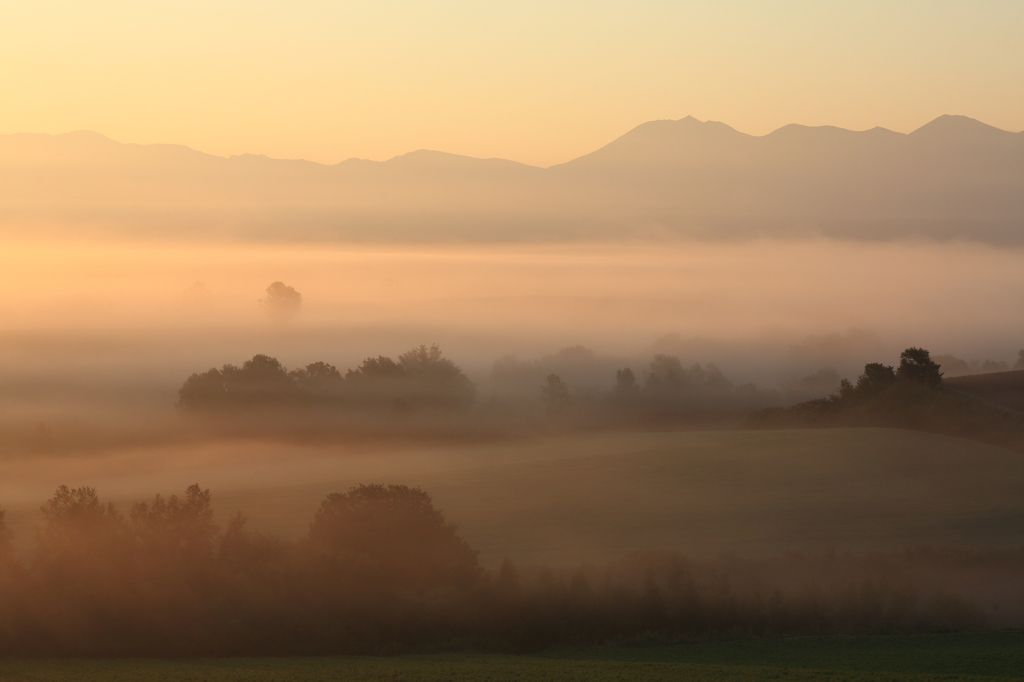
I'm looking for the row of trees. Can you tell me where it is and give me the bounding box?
[0,484,1013,656]
[176,345,1018,434]
[542,355,776,422]
[176,347,779,432]
[178,344,475,414]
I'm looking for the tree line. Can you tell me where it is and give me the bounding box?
[178,347,776,431]
[542,355,775,423]
[175,345,1024,447]
[178,344,475,415]
[0,483,1018,656]
[747,347,1024,451]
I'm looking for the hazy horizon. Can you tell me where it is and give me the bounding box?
[8,113,1022,167]
[3,1,1023,168]
[5,0,1024,662]
[5,113,1022,243]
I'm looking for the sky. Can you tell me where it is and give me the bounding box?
[1,0,1022,167]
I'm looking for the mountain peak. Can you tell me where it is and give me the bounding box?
[910,115,1014,140]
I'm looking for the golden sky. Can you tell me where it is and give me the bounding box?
[2,0,1021,167]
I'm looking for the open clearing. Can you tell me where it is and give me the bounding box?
[2,428,1023,565]
[2,631,1023,681]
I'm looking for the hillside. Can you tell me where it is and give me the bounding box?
[945,369,1024,413]
[1,116,1022,241]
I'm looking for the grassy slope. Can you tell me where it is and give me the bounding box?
[3,632,1023,681]
[4,428,1024,564]
[946,370,1024,414]
[215,428,1024,564]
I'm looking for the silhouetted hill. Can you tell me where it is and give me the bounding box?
[945,370,1024,414]
[1,116,1021,241]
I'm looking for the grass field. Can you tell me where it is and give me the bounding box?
[3,428,1024,564]
[2,632,1023,681]
[946,370,1024,414]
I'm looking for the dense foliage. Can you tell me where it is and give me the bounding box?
[0,483,1017,657]
[178,345,476,415]
[176,346,781,435]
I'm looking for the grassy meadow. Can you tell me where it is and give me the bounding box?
[2,631,1023,681]
[2,427,1023,565]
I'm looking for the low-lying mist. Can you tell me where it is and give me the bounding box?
[1,235,1023,652]
[3,236,1023,369]
[0,236,1021,451]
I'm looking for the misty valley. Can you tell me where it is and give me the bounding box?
[0,246,1023,661]
[6,0,1024,676]
[2,113,1024,679]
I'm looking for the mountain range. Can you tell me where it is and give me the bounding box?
[1,115,1021,241]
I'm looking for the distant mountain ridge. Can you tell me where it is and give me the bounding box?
[1,116,1021,242]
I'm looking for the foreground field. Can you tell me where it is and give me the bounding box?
[3,632,1023,681]
[3,428,1024,564]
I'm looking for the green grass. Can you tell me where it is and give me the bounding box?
[553,631,1024,677]
[2,632,1023,681]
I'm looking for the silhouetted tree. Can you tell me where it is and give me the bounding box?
[225,355,293,400]
[307,484,479,593]
[541,374,572,413]
[289,361,344,399]
[855,362,897,394]
[260,281,302,322]
[645,355,685,392]
[897,347,943,387]
[398,344,475,408]
[612,368,641,404]
[344,346,474,410]
[177,367,228,411]
[37,486,127,564]
[178,354,295,411]
[346,356,405,380]
[178,346,474,420]
[0,482,1010,655]
[130,484,218,564]
[1014,350,1024,371]
[34,485,133,629]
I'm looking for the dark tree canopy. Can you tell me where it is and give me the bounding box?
[178,354,295,410]
[741,347,1023,450]
[541,374,572,412]
[290,361,344,396]
[347,355,404,380]
[35,486,128,580]
[130,484,218,563]
[39,485,120,529]
[856,362,898,394]
[897,347,944,387]
[177,345,474,415]
[307,484,479,593]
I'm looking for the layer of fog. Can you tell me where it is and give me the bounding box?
[2,238,1022,392]
[4,429,1024,567]
[0,236,1021,562]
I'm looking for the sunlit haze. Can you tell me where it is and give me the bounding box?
[2,0,1022,165]
[3,0,1024,667]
